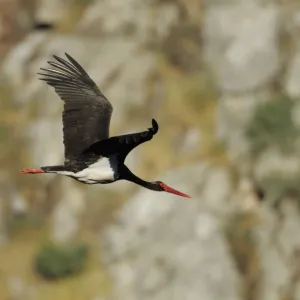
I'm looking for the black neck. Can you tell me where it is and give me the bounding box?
[121,165,154,190]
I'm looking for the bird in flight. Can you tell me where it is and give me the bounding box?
[20,53,191,198]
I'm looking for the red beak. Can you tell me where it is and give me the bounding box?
[20,168,45,174]
[163,184,191,198]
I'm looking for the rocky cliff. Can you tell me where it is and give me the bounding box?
[1,0,300,299]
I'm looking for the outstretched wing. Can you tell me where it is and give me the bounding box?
[38,53,113,160]
[85,119,159,162]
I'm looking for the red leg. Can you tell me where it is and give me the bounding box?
[20,168,45,174]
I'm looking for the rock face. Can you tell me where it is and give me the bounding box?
[2,0,300,299]
[51,178,85,243]
[78,0,180,43]
[95,0,300,298]
[101,168,300,300]
[101,163,239,300]
[203,0,280,168]
[204,1,279,92]
[35,0,71,24]
[203,0,300,182]
[0,171,29,247]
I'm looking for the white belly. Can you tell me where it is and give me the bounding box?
[58,156,119,184]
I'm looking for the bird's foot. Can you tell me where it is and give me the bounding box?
[20,168,45,174]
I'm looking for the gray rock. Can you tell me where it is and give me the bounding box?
[78,0,179,43]
[7,276,37,300]
[216,91,270,141]
[216,90,270,168]
[175,128,202,155]
[35,0,71,24]
[103,51,156,127]
[204,1,280,92]
[10,192,28,216]
[27,118,64,168]
[51,178,85,243]
[0,172,29,246]
[101,163,239,300]
[254,148,300,181]
[232,177,261,212]
[1,33,48,91]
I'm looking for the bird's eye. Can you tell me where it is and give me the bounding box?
[159,182,165,188]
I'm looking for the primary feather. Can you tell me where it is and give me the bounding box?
[38,53,113,161]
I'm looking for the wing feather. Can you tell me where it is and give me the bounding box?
[84,119,159,162]
[38,53,113,161]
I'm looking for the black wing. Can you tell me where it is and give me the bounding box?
[38,53,113,161]
[85,119,159,162]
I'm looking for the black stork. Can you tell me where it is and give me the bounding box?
[20,53,191,198]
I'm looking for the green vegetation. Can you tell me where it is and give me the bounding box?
[34,242,89,280]
[246,95,298,156]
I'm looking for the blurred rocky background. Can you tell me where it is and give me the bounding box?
[1,0,300,299]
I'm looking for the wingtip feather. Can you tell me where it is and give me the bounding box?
[53,54,60,61]
[151,118,159,134]
[65,52,74,63]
